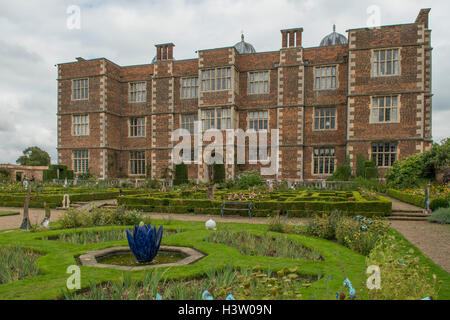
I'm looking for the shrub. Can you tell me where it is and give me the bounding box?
[58,207,143,229]
[174,163,188,186]
[307,212,389,255]
[429,198,449,211]
[352,177,386,193]
[335,216,389,256]
[429,207,450,224]
[235,171,265,189]
[43,165,74,181]
[307,211,341,240]
[386,139,450,188]
[328,156,353,181]
[213,163,226,184]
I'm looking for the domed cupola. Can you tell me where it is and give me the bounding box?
[234,33,256,54]
[319,25,348,46]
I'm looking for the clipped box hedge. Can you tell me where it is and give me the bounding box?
[118,191,392,217]
[386,189,425,208]
[0,188,145,208]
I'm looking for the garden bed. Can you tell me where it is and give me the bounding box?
[118,190,392,217]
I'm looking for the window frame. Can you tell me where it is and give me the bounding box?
[201,67,232,92]
[372,48,401,77]
[248,110,269,131]
[180,77,199,99]
[314,65,338,90]
[71,78,89,101]
[129,151,146,176]
[369,95,400,124]
[313,107,337,131]
[201,107,232,131]
[312,147,336,175]
[180,113,198,134]
[371,142,397,168]
[248,71,270,95]
[72,114,89,136]
[128,82,147,103]
[72,150,89,173]
[129,117,146,137]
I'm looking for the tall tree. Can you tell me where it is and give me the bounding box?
[16,146,51,166]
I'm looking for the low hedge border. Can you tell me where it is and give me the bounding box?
[386,189,425,208]
[0,189,145,208]
[118,192,392,217]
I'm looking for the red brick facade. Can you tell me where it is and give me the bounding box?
[57,9,432,181]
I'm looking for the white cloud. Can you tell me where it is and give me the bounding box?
[0,0,448,164]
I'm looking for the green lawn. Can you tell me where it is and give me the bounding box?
[0,211,20,217]
[0,219,448,300]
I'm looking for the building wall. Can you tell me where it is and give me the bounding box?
[57,9,433,181]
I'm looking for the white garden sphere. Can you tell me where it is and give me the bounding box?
[205,219,216,230]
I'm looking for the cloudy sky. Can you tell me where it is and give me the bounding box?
[0,0,448,164]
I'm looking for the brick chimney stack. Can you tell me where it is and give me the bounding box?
[155,43,175,61]
[415,8,431,28]
[281,28,303,48]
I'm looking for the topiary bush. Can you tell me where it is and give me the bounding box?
[429,198,449,211]
[174,163,188,185]
[429,207,450,224]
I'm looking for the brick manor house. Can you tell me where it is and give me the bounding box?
[56,8,433,182]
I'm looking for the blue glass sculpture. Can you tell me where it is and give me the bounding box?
[126,224,163,263]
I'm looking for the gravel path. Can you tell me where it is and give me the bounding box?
[143,213,310,226]
[0,207,65,231]
[390,220,450,272]
[384,195,423,211]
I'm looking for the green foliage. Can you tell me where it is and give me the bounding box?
[328,156,353,181]
[267,214,286,233]
[0,245,41,284]
[365,234,440,299]
[58,207,143,229]
[213,163,226,184]
[206,229,322,260]
[356,154,378,180]
[77,169,92,180]
[429,207,450,224]
[385,153,428,188]
[351,177,386,193]
[16,146,50,166]
[43,165,74,181]
[0,211,20,217]
[173,163,188,186]
[307,211,340,240]
[386,189,425,208]
[386,138,450,188]
[429,198,449,211]
[307,212,389,255]
[0,168,11,182]
[235,170,265,189]
[63,266,316,300]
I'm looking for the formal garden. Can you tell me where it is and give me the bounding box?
[0,139,448,300]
